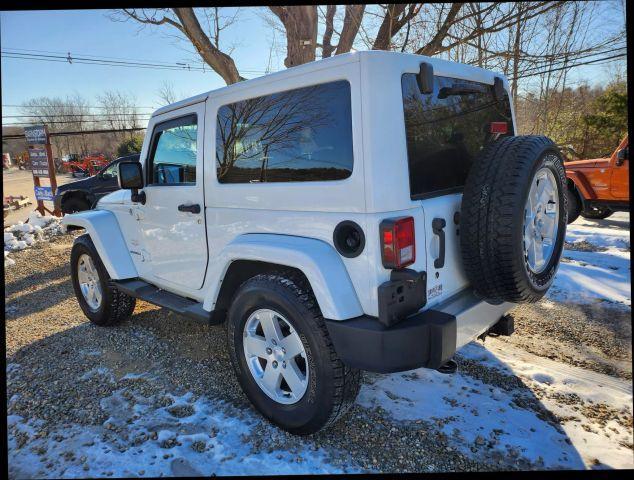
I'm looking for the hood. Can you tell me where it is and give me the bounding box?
[565,157,609,168]
[55,175,99,194]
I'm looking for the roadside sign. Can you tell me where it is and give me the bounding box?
[25,124,61,216]
[24,125,49,145]
[29,148,50,177]
[34,186,54,201]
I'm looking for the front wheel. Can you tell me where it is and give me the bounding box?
[70,234,136,326]
[565,186,582,224]
[62,197,91,214]
[580,206,613,220]
[226,271,361,435]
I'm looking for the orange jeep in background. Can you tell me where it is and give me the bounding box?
[565,135,629,223]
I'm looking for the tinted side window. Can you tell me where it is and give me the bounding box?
[149,115,197,185]
[402,74,514,199]
[216,80,353,183]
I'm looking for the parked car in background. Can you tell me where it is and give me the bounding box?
[54,154,140,214]
[565,135,629,223]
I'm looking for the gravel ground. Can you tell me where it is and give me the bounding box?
[5,234,633,475]
[499,300,632,380]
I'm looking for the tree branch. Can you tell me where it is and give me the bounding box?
[322,5,336,58]
[336,4,366,54]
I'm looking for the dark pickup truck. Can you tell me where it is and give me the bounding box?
[54,154,140,214]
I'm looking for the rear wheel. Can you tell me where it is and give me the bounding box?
[226,271,360,435]
[460,135,567,304]
[580,205,613,220]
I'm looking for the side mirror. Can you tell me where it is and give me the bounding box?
[117,161,146,204]
[616,147,628,166]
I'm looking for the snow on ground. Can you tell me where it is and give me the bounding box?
[548,212,631,307]
[359,340,633,470]
[4,211,63,267]
[565,212,630,250]
[8,373,362,478]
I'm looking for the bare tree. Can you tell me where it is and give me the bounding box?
[116,2,625,119]
[20,94,93,157]
[98,91,141,142]
[157,81,179,105]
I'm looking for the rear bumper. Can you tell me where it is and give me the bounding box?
[325,289,513,373]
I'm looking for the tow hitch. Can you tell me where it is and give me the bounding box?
[478,314,515,342]
[436,358,458,374]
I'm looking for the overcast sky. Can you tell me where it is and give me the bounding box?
[0,6,627,122]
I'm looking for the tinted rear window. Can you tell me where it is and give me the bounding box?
[216,80,353,183]
[402,74,514,199]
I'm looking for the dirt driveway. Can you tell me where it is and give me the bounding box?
[5,216,633,476]
[3,169,75,227]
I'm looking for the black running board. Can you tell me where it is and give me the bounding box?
[113,279,215,325]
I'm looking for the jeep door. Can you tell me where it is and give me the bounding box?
[610,137,629,200]
[136,102,208,290]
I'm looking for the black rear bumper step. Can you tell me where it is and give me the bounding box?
[113,279,215,325]
[324,309,456,373]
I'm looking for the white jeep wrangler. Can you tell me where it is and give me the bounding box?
[63,51,567,435]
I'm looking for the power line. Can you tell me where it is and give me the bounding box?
[517,46,627,75]
[2,127,147,140]
[2,104,156,109]
[3,113,152,118]
[2,49,270,75]
[509,53,627,81]
[3,120,150,126]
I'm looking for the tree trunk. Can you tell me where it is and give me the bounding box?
[322,5,336,58]
[373,4,407,50]
[511,3,522,111]
[271,6,318,68]
[336,5,366,54]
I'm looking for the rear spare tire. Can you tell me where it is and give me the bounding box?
[460,135,567,304]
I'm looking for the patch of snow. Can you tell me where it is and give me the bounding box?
[4,211,64,259]
[360,340,633,470]
[5,250,15,266]
[8,383,362,478]
[550,212,631,307]
[79,367,115,382]
[566,212,630,250]
[7,363,21,375]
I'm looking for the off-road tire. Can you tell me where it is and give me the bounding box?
[460,135,567,303]
[565,185,582,224]
[580,206,613,220]
[70,234,136,326]
[62,197,91,214]
[226,270,361,435]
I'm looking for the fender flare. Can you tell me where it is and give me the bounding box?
[61,210,137,279]
[566,171,596,200]
[203,234,364,321]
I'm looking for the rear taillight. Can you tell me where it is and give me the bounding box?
[380,216,415,269]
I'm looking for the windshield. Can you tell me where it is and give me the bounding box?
[402,74,514,199]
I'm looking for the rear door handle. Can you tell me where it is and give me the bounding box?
[432,218,446,269]
[178,203,201,214]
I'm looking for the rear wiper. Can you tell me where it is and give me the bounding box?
[438,84,484,99]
